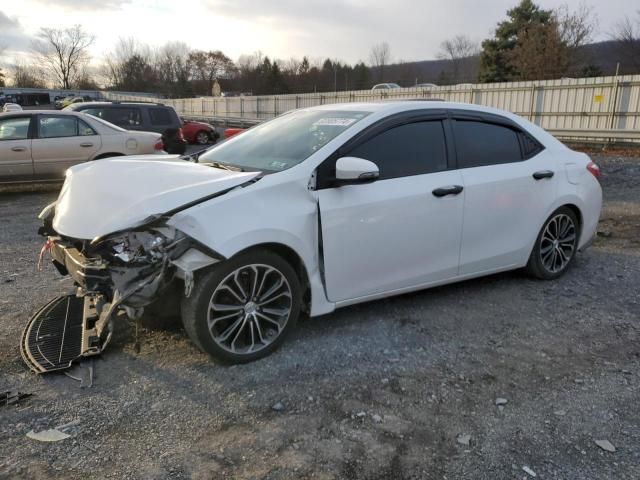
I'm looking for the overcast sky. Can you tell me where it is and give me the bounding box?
[0,0,634,66]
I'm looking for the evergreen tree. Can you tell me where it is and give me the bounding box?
[478,0,553,82]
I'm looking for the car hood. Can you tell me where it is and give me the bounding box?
[52,156,260,240]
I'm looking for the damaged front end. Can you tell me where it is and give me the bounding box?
[22,207,220,373]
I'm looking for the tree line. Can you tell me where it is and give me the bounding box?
[1,1,639,95]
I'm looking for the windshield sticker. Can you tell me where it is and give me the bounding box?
[313,118,358,127]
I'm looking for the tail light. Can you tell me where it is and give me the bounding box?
[586,161,600,180]
[178,128,185,141]
[154,139,164,151]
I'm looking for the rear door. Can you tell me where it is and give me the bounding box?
[317,113,465,303]
[450,111,556,274]
[32,114,101,178]
[0,115,34,181]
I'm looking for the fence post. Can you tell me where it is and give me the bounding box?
[257,97,261,119]
[529,85,536,121]
[274,97,278,117]
[295,95,299,109]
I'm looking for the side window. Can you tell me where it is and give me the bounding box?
[38,116,78,138]
[453,120,522,168]
[149,108,172,126]
[78,119,97,136]
[106,108,142,127]
[0,117,30,140]
[81,108,108,120]
[348,121,448,180]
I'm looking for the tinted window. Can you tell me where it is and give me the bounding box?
[105,107,142,127]
[453,120,522,168]
[0,117,30,140]
[520,132,543,158]
[81,108,109,120]
[348,121,447,180]
[38,116,78,138]
[149,108,172,125]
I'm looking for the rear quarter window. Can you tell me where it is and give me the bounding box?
[149,108,173,126]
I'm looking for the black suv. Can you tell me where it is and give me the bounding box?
[65,101,186,154]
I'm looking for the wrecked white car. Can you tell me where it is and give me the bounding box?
[24,102,602,371]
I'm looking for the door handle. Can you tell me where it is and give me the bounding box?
[432,185,464,197]
[11,146,27,152]
[533,170,554,180]
[80,143,94,148]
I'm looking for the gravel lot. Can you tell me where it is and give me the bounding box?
[1,152,639,480]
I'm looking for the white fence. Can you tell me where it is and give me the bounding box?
[104,75,640,143]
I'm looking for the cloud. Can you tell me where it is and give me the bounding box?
[34,0,132,11]
[0,12,32,52]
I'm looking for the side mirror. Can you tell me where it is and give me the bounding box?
[335,157,379,184]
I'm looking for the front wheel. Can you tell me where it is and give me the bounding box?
[181,250,301,363]
[526,207,579,280]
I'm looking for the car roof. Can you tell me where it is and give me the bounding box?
[69,101,165,107]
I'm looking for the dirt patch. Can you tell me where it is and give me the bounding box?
[1,155,639,479]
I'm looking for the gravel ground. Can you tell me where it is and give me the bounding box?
[0,152,639,480]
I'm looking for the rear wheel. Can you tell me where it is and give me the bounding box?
[526,207,579,280]
[181,250,301,363]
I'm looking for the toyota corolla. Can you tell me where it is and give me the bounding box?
[26,101,602,371]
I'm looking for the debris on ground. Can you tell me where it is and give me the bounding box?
[1,391,33,408]
[522,465,537,477]
[26,420,81,443]
[495,397,508,406]
[271,402,285,412]
[553,410,567,416]
[595,440,616,452]
[64,360,94,388]
[372,414,382,423]
[456,434,471,446]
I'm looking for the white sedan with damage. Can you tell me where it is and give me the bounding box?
[26,101,602,371]
[0,110,165,183]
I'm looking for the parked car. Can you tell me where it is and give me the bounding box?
[371,83,402,91]
[415,83,438,88]
[65,101,186,153]
[181,118,220,145]
[2,103,23,112]
[36,101,601,366]
[55,96,76,109]
[0,110,164,183]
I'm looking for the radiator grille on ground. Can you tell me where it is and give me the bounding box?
[21,295,85,373]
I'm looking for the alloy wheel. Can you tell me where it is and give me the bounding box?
[207,264,292,355]
[539,213,577,273]
[196,132,210,144]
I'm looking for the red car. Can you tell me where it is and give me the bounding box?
[180,119,220,145]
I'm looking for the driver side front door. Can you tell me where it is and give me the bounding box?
[316,117,464,304]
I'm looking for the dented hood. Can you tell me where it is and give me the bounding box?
[53,157,260,239]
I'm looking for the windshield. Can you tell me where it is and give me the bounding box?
[199,109,371,172]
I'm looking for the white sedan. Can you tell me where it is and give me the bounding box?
[0,110,164,183]
[34,101,602,368]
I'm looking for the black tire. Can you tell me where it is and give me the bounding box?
[526,206,580,280]
[195,130,211,145]
[181,250,302,363]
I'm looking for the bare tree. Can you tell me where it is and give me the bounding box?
[11,61,47,88]
[103,37,151,88]
[555,2,598,49]
[188,50,236,95]
[611,10,640,69]
[437,35,479,83]
[32,25,95,89]
[369,41,390,82]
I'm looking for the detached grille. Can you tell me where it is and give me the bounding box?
[21,295,85,373]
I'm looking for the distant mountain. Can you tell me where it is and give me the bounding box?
[380,40,640,87]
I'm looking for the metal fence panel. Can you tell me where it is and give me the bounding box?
[102,75,640,142]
